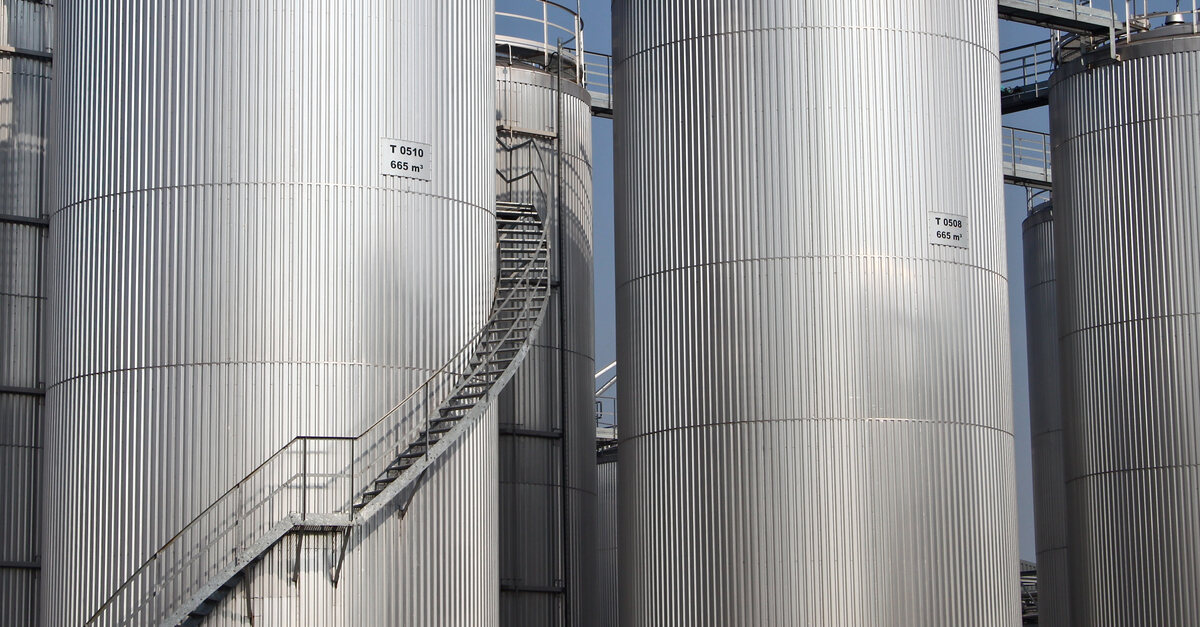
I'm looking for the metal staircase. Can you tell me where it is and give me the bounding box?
[86,203,550,627]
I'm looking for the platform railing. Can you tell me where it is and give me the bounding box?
[1056,3,1199,61]
[580,50,613,112]
[496,0,584,84]
[1002,40,1055,93]
[1124,3,1200,30]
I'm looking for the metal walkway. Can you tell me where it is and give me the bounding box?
[583,50,613,118]
[998,0,1122,34]
[1001,40,1055,113]
[1003,127,1052,190]
[87,205,551,627]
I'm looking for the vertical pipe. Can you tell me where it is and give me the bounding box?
[554,37,572,626]
[302,439,308,521]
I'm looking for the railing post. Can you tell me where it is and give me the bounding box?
[1042,133,1050,178]
[349,439,355,519]
[576,15,584,84]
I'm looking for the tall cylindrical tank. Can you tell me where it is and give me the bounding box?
[1050,23,1200,626]
[494,57,597,626]
[44,1,498,625]
[1,1,52,624]
[613,2,1018,624]
[1022,203,1070,626]
[596,449,618,627]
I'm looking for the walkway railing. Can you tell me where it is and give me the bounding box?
[581,50,613,116]
[1001,40,1055,112]
[1003,127,1053,190]
[998,0,1123,34]
[496,0,585,84]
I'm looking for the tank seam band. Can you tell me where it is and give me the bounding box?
[621,417,1015,445]
[616,25,1000,67]
[47,361,441,392]
[1060,311,1200,341]
[1053,111,1200,148]
[50,183,493,217]
[618,254,1008,292]
[1067,462,1200,485]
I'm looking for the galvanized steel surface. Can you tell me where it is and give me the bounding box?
[595,458,617,627]
[495,64,597,627]
[613,1,1018,625]
[1022,205,1070,627]
[1050,31,1200,627]
[1,1,50,625]
[44,1,497,625]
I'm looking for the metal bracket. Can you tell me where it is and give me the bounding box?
[291,535,303,584]
[244,572,255,626]
[0,214,49,228]
[0,45,52,62]
[0,385,46,397]
[327,528,352,586]
[498,426,563,440]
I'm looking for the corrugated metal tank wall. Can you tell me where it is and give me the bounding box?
[1,0,52,624]
[1050,29,1200,626]
[44,1,497,625]
[613,2,1018,625]
[595,455,617,627]
[1021,204,1069,627]
[494,63,597,627]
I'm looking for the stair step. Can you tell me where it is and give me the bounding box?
[386,459,417,475]
[451,389,487,401]
[399,448,429,459]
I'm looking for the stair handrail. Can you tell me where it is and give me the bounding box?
[86,207,550,627]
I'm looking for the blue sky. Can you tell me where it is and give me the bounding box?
[558,2,1052,560]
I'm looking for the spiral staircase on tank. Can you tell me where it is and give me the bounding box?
[86,202,550,627]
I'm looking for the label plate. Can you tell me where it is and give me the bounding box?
[929,212,968,249]
[380,138,432,181]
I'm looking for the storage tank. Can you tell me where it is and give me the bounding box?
[0,0,52,624]
[44,1,498,625]
[613,1,1018,624]
[494,12,597,623]
[1050,17,1200,626]
[1022,202,1070,626]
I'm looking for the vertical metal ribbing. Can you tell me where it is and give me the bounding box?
[1022,205,1070,627]
[613,2,1017,625]
[1,1,53,624]
[596,457,618,627]
[1051,32,1200,627]
[45,1,498,625]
